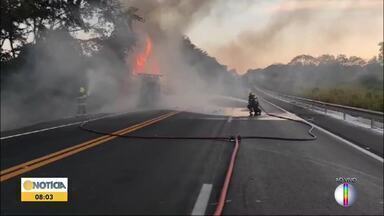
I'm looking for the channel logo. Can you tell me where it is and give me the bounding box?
[21,178,68,202]
[334,183,357,207]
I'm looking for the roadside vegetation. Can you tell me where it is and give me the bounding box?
[245,42,384,112]
[302,86,383,112]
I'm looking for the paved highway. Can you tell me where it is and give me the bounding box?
[1,96,383,215]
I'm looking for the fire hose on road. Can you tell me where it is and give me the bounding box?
[79,103,317,215]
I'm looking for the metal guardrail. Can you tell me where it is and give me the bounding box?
[259,88,384,129]
[282,94,383,122]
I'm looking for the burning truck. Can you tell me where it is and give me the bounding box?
[130,35,163,108]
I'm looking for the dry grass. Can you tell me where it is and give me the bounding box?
[301,87,384,112]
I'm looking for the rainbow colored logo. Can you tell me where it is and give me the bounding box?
[334,183,357,207]
[343,183,349,206]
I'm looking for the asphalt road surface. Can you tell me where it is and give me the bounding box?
[1,96,383,215]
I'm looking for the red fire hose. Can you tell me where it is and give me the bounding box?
[214,136,240,216]
[79,106,316,215]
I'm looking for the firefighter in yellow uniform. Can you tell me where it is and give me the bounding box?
[77,87,88,116]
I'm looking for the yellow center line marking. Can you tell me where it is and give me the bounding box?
[0,111,179,182]
[1,112,174,175]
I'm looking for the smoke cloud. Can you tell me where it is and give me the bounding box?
[200,0,383,73]
[119,0,244,109]
[1,0,244,131]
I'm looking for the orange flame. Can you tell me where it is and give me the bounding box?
[133,36,160,75]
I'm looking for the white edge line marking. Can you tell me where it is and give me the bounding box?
[265,90,383,133]
[0,113,123,140]
[191,184,213,216]
[260,92,383,163]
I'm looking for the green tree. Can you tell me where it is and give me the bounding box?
[1,0,132,62]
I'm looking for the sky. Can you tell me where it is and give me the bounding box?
[2,0,382,75]
[186,0,384,74]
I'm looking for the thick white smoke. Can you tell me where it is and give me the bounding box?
[1,0,245,131]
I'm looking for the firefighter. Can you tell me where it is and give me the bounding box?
[77,86,88,116]
[248,92,255,103]
[247,92,255,116]
[248,92,261,116]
